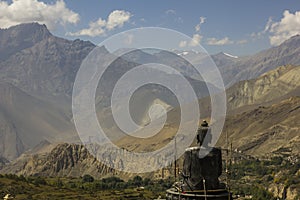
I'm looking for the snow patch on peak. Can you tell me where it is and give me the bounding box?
[177,51,189,56]
[223,52,238,59]
[176,50,201,56]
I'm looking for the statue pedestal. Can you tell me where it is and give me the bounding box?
[182,147,222,190]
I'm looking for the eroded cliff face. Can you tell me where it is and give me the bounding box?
[269,183,300,200]
[0,141,177,179]
[0,143,117,178]
[286,186,300,200]
[226,65,300,110]
[268,183,286,199]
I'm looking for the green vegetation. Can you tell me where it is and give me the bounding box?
[228,155,300,200]
[1,155,299,199]
[0,174,172,200]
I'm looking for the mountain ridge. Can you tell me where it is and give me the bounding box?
[0,22,299,168]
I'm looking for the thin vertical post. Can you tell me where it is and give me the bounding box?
[174,136,177,181]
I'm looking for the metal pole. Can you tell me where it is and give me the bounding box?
[226,131,229,189]
[203,179,207,200]
[174,136,177,181]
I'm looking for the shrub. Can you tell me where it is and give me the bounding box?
[132,176,143,187]
[33,177,47,186]
[82,174,94,183]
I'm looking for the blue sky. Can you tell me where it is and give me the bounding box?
[1,0,300,55]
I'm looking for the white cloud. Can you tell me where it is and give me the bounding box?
[268,10,300,46]
[207,37,234,45]
[251,17,273,40]
[0,0,79,30]
[264,17,273,33]
[178,34,202,48]
[178,16,205,48]
[68,10,132,37]
[189,34,203,46]
[106,10,132,30]
[195,16,206,32]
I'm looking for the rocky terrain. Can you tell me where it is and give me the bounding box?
[226,65,300,111]
[0,23,95,99]
[220,96,300,157]
[225,34,300,86]
[0,143,114,178]
[142,64,300,157]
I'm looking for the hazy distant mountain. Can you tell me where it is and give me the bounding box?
[222,35,300,86]
[0,23,215,161]
[177,36,300,87]
[0,23,97,160]
[0,23,95,100]
[0,82,77,160]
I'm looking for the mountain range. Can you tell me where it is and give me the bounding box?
[0,23,299,179]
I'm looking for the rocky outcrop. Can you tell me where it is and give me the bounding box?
[226,65,300,110]
[268,183,286,199]
[286,185,300,200]
[0,143,115,178]
[0,23,51,61]
[269,183,300,200]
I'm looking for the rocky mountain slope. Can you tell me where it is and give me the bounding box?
[179,35,300,87]
[197,64,300,117]
[219,96,300,157]
[0,23,51,61]
[0,23,95,99]
[0,157,8,170]
[0,82,77,160]
[0,143,114,178]
[0,22,299,179]
[3,96,299,178]
[226,34,300,86]
[0,23,216,160]
[114,64,300,158]
[226,65,300,111]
